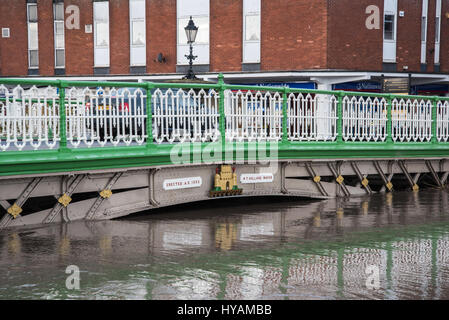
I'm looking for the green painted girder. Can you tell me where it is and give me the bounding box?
[1,141,449,176]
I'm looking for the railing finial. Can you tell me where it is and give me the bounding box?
[218,73,224,86]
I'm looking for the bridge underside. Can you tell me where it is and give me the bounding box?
[0,158,448,230]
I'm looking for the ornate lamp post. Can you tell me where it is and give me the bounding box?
[183,16,199,80]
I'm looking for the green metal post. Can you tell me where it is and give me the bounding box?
[387,94,393,143]
[58,80,68,152]
[432,97,438,144]
[337,92,343,143]
[218,73,226,149]
[282,88,288,144]
[146,83,154,148]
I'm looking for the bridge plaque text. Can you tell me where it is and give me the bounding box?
[163,177,203,190]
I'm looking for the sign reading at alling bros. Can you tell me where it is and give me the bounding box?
[163,177,203,190]
[240,174,274,184]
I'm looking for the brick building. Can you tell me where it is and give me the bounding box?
[0,0,448,94]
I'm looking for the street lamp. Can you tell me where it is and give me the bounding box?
[183,16,198,80]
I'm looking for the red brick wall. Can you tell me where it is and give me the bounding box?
[261,0,328,71]
[147,0,176,73]
[65,0,94,75]
[210,0,242,72]
[327,0,384,71]
[426,0,436,71]
[0,0,448,76]
[0,0,28,76]
[38,0,55,76]
[397,0,422,72]
[110,0,130,74]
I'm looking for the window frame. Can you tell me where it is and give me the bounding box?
[242,0,261,64]
[93,1,110,67]
[383,13,396,41]
[27,3,39,69]
[53,2,65,69]
[421,16,427,43]
[129,0,146,67]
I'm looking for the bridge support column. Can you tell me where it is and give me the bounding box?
[374,161,394,192]
[350,161,373,195]
[328,162,351,197]
[398,161,419,192]
[280,162,289,194]
[43,175,86,224]
[426,160,444,188]
[85,172,124,220]
[148,169,160,206]
[305,162,329,197]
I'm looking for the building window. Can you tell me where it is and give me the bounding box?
[54,2,65,68]
[176,0,210,65]
[435,18,440,43]
[383,14,395,40]
[243,0,261,63]
[421,17,427,42]
[93,1,110,67]
[27,3,39,69]
[421,0,428,64]
[245,15,260,41]
[130,0,146,66]
[435,0,442,65]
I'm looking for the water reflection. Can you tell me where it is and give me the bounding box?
[1,190,449,299]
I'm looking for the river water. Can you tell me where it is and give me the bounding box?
[0,189,449,300]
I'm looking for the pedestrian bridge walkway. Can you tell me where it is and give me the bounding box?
[1,75,449,229]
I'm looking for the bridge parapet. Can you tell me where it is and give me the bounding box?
[1,75,449,176]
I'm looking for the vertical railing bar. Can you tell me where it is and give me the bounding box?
[337,91,343,143]
[282,87,288,144]
[58,80,68,152]
[432,96,438,143]
[387,94,393,144]
[146,82,154,148]
[218,74,226,149]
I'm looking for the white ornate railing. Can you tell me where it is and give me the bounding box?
[1,79,449,152]
[0,85,60,151]
[287,93,337,141]
[66,87,147,148]
[152,88,220,144]
[342,96,387,142]
[437,100,449,142]
[225,89,283,142]
[391,98,432,142]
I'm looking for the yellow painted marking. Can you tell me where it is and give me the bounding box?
[58,194,72,207]
[7,203,22,219]
[100,189,113,199]
[336,175,344,185]
[361,178,369,187]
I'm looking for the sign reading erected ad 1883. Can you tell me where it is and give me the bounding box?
[163,177,202,190]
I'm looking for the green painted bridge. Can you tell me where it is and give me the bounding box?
[0,75,449,229]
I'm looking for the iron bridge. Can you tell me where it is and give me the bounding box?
[1,75,449,229]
